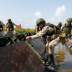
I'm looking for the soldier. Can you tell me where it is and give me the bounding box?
[5,19,16,44]
[0,21,9,47]
[49,18,72,47]
[47,22,62,42]
[62,18,72,37]
[49,18,72,49]
[48,26,72,72]
[0,20,5,37]
[48,18,72,63]
[26,18,56,70]
[56,22,62,34]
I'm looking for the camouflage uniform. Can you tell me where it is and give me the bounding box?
[50,18,72,49]
[5,19,16,43]
[49,18,72,46]
[31,18,55,40]
[0,21,5,37]
[48,18,72,66]
[62,18,72,37]
[26,18,56,68]
[0,21,7,47]
[56,22,62,34]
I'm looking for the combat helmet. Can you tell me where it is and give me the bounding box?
[65,18,72,27]
[62,18,72,35]
[36,18,46,26]
[57,22,62,29]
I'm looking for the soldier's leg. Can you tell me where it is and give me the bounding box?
[48,47,56,66]
[49,54,55,66]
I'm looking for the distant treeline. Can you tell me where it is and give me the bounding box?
[15,28,36,36]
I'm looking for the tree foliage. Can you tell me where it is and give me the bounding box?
[15,28,36,36]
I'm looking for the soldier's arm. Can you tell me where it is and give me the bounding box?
[48,37,60,48]
[30,26,49,39]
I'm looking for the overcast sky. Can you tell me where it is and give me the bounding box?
[0,0,72,28]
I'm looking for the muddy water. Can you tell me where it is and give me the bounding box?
[54,43,72,72]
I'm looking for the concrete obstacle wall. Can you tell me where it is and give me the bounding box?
[0,41,44,72]
[29,38,45,56]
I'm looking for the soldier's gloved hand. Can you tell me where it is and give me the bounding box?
[26,36,32,41]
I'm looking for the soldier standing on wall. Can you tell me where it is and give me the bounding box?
[5,19,16,44]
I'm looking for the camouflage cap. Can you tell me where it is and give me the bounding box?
[36,18,46,26]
